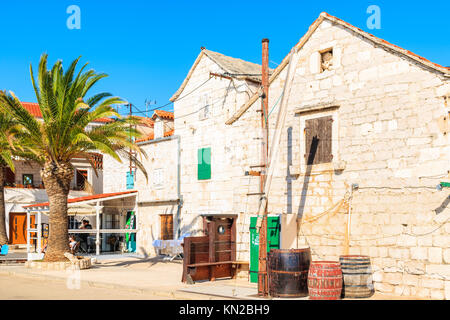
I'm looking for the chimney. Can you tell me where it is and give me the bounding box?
[261,39,269,105]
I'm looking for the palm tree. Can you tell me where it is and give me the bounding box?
[0,54,147,261]
[0,110,23,244]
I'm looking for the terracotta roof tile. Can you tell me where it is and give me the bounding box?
[152,110,174,121]
[136,129,174,143]
[21,102,114,123]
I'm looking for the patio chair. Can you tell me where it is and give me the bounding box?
[0,245,9,256]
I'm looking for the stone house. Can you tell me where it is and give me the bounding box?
[226,12,450,299]
[102,110,179,256]
[169,48,269,262]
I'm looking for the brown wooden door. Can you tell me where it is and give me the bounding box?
[160,214,174,240]
[9,213,35,245]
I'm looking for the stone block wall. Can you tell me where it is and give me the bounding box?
[227,19,450,298]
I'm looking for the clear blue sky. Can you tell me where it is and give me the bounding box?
[0,0,448,116]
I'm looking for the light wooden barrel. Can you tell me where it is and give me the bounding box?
[339,255,374,298]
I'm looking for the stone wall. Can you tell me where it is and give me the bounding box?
[229,19,450,298]
[102,136,180,256]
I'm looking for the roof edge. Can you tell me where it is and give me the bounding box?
[225,12,450,125]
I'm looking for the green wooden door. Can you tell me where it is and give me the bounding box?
[249,216,281,283]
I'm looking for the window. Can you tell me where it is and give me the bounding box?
[68,217,80,229]
[198,147,211,180]
[76,169,88,190]
[305,116,333,165]
[160,214,174,240]
[154,120,164,138]
[4,168,15,186]
[320,49,333,72]
[126,171,135,189]
[105,214,120,229]
[22,174,33,187]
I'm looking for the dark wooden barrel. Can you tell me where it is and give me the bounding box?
[267,248,311,298]
[339,255,374,298]
[307,261,343,300]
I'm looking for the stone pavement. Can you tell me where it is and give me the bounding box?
[0,256,425,300]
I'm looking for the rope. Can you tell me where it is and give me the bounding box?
[268,93,283,118]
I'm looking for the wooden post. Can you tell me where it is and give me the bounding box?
[26,209,31,254]
[258,38,270,297]
[231,218,236,262]
[96,201,101,256]
[208,219,216,281]
[37,210,42,254]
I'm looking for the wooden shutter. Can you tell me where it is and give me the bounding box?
[160,215,174,240]
[305,116,333,165]
[198,147,211,180]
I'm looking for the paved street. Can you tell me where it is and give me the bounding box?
[0,274,170,300]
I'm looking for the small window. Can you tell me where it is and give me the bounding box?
[76,169,88,190]
[198,147,211,180]
[22,174,33,187]
[305,116,333,165]
[320,49,333,72]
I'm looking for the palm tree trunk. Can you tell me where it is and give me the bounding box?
[0,166,8,244]
[41,161,74,262]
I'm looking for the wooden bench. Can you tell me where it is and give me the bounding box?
[186,261,249,282]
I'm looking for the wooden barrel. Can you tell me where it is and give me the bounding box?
[307,261,343,300]
[267,248,311,298]
[339,255,374,298]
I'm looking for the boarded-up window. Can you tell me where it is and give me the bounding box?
[305,116,333,165]
[160,214,174,240]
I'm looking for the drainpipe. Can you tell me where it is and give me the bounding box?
[174,135,183,239]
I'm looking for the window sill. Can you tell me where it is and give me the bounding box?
[290,161,346,176]
[315,69,335,80]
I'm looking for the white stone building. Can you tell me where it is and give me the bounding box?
[226,12,450,299]
[102,110,180,256]
[169,48,269,263]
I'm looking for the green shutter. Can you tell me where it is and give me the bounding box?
[198,147,211,180]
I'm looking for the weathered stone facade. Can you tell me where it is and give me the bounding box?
[171,50,261,259]
[227,14,450,299]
